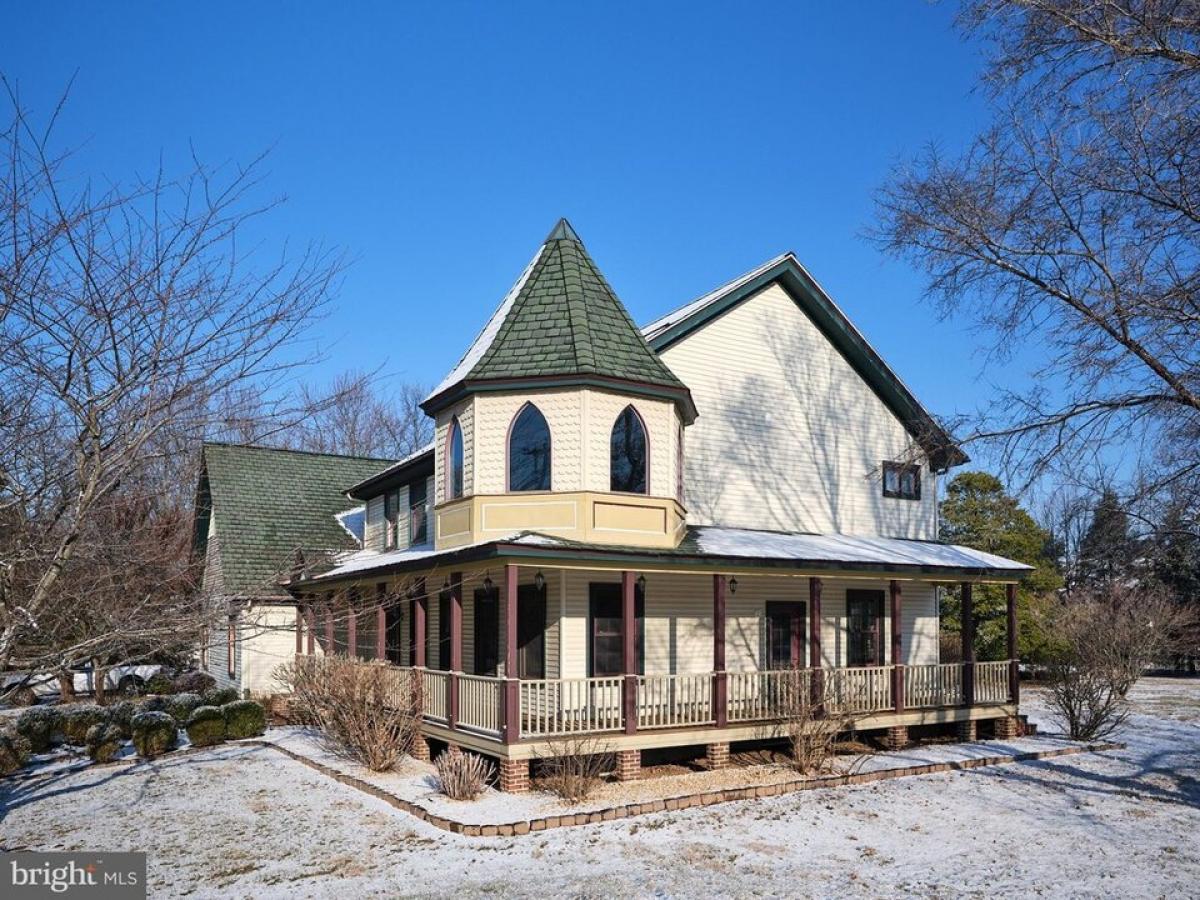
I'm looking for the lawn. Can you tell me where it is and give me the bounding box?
[2,678,1197,898]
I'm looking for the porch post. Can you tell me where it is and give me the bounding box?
[448,572,463,729]
[413,578,427,668]
[295,606,303,656]
[504,564,520,744]
[713,574,727,728]
[324,595,334,654]
[347,598,357,659]
[809,577,824,707]
[622,570,638,736]
[376,583,387,660]
[1006,582,1019,704]
[890,580,904,712]
[961,582,975,707]
[304,605,315,655]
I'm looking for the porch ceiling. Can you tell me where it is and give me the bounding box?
[287,525,1032,588]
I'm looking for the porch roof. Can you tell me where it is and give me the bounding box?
[288,525,1033,588]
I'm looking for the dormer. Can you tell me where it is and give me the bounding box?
[346,444,435,552]
[421,219,696,550]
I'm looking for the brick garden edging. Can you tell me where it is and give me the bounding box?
[247,738,1125,838]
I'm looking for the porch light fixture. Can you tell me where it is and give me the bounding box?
[483,572,493,592]
[729,577,738,595]
[534,571,546,591]
[637,574,646,592]
[442,578,450,591]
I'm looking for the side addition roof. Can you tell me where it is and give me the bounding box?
[424,219,697,423]
[642,253,968,471]
[194,443,398,597]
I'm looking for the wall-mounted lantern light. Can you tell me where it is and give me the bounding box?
[534,571,546,592]
[729,577,738,595]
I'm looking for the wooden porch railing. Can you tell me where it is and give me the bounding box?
[637,673,714,729]
[727,669,811,722]
[823,665,894,714]
[518,676,625,738]
[456,673,504,737]
[903,662,964,708]
[974,660,1011,705]
[421,669,449,723]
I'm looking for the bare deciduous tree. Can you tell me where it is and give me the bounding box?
[0,83,343,673]
[874,1,1200,511]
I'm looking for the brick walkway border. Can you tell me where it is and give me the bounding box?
[248,739,1125,838]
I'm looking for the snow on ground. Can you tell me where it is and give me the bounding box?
[2,678,1198,899]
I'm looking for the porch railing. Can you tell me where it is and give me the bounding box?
[518,676,625,738]
[637,673,714,729]
[421,668,449,723]
[457,673,504,737]
[974,661,1011,705]
[727,669,811,722]
[903,662,963,708]
[824,665,893,714]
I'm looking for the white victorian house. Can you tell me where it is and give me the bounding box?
[196,219,1029,791]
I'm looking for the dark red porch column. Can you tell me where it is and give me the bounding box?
[1006,582,1019,704]
[890,580,904,712]
[295,606,303,656]
[448,573,463,729]
[622,570,638,735]
[304,605,315,655]
[504,564,520,744]
[324,594,334,654]
[376,583,387,660]
[413,578,427,668]
[713,574,728,728]
[961,582,975,707]
[347,598,358,659]
[809,577,824,706]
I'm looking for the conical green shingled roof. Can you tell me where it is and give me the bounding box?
[426,219,695,421]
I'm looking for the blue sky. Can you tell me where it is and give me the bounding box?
[6,2,1016,465]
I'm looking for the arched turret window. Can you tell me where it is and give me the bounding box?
[447,417,464,499]
[610,405,648,494]
[508,403,551,491]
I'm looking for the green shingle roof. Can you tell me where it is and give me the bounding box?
[196,443,396,596]
[425,219,695,421]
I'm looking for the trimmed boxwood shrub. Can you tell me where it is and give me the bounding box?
[185,706,227,747]
[85,723,125,764]
[16,706,61,752]
[130,711,177,759]
[139,695,171,716]
[0,730,32,774]
[168,692,202,724]
[144,673,175,695]
[221,700,266,739]
[172,672,216,694]
[59,704,108,745]
[201,687,239,707]
[106,700,139,738]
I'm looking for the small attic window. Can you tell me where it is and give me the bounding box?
[882,461,921,501]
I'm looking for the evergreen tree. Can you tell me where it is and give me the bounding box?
[939,472,1062,663]
[1075,490,1137,591]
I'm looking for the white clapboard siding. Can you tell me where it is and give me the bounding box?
[658,282,938,540]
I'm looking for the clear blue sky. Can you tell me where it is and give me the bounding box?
[5,1,1016,464]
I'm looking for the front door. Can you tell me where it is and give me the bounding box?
[473,587,499,676]
[847,590,885,666]
[765,601,806,669]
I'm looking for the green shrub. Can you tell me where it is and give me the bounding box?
[185,706,227,747]
[139,695,171,716]
[221,700,266,739]
[85,723,125,764]
[16,706,61,752]
[172,672,216,694]
[144,673,175,695]
[201,686,239,707]
[130,712,177,759]
[106,700,139,738]
[58,704,108,745]
[168,692,202,723]
[0,730,32,774]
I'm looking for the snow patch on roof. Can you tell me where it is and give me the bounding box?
[426,245,546,401]
[692,527,1032,571]
[334,506,366,546]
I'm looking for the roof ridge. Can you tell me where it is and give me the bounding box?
[202,440,398,464]
[559,237,597,373]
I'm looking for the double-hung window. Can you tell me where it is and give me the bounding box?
[882,461,921,501]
